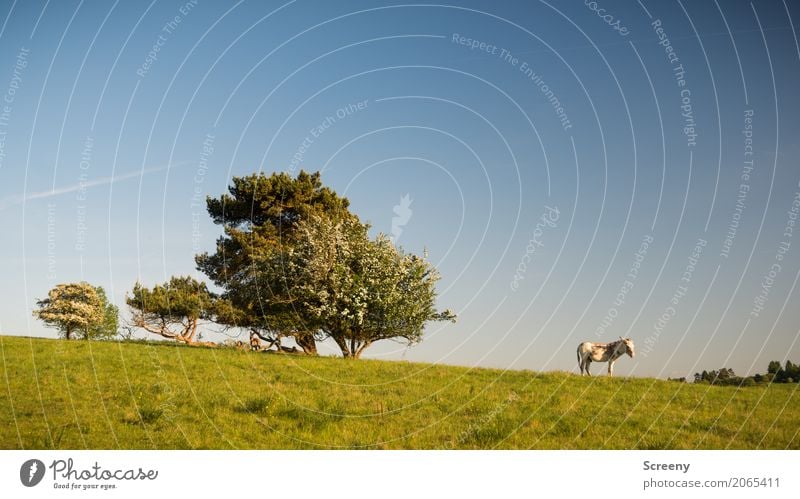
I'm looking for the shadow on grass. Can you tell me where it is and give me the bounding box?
[235,397,270,415]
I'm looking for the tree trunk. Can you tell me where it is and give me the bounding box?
[353,341,372,359]
[332,335,351,358]
[294,332,317,355]
[186,319,198,343]
[65,327,72,340]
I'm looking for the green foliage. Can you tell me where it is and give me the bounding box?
[202,169,351,232]
[126,276,215,344]
[196,170,454,357]
[771,360,800,383]
[266,214,456,357]
[693,368,749,386]
[196,170,353,353]
[88,287,119,340]
[32,282,105,340]
[693,361,800,385]
[1,336,798,449]
[738,377,756,387]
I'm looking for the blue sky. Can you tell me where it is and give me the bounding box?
[1,0,799,378]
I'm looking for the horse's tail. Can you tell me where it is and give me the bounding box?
[576,343,582,369]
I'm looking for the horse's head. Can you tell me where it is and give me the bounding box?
[619,337,635,357]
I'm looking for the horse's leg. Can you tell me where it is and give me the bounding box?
[585,361,591,376]
[608,360,614,377]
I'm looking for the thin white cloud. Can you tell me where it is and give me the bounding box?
[0,161,191,210]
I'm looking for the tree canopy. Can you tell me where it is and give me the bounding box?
[90,287,120,340]
[196,170,455,357]
[692,361,800,385]
[263,214,456,358]
[33,282,113,340]
[196,170,354,354]
[126,276,216,345]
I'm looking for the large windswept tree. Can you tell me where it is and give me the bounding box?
[196,170,352,354]
[126,276,216,345]
[33,282,111,340]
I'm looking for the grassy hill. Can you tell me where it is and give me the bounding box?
[0,335,797,449]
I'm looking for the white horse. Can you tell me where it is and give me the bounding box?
[577,337,635,376]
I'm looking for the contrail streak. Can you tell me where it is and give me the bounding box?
[0,161,191,210]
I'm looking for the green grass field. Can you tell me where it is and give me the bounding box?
[0,335,797,449]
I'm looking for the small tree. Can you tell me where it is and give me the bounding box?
[718,367,734,380]
[126,276,215,345]
[767,360,781,374]
[785,360,799,382]
[88,287,119,340]
[33,282,104,340]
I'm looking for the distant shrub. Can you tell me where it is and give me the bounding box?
[693,361,800,385]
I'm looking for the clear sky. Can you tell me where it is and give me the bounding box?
[0,0,799,378]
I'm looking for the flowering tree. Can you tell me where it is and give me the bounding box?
[196,170,352,354]
[265,215,456,358]
[197,170,455,356]
[33,282,107,340]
